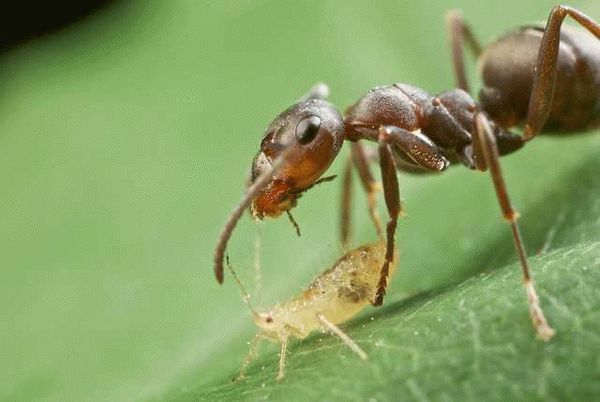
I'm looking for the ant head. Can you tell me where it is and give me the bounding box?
[252,310,282,333]
[250,98,344,219]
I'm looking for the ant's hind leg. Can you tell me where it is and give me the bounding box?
[316,313,367,361]
[524,5,600,140]
[445,9,483,93]
[474,112,555,341]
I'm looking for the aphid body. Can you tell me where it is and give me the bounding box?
[232,242,398,381]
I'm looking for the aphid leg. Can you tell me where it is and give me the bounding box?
[276,328,290,381]
[214,148,293,283]
[316,313,368,361]
[523,5,600,140]
[474,112,555,341]
[372,127,401,306]
[445,9,483,93]
[235,333,263,382]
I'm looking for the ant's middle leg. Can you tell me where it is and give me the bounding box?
[445,9,483,94]
[473,112,555,341]
[523,5,600,140]
[372,129,400,306]
[372,125,450,306]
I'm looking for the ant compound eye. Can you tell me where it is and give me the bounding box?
[265,316,274,324]
[295,115,322,144]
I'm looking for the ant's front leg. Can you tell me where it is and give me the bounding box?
[373,126,450,306]
[524,5,600,139]
[445,9,483,94]
[340,142,384,249]
[340,153,353,249]
[473,112,555,341]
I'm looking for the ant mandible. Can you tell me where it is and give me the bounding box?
[214,5,600,341]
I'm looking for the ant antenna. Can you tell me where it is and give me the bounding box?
[226,254,259,316]
[286,211,301,237]
[214,148,293,283]
[299,82,330,101]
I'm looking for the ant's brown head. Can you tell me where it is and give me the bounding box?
[213,85,343,284]
[250,98,344,219]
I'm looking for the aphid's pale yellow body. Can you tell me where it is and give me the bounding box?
[255,242,396,337]
[234,242,398,381]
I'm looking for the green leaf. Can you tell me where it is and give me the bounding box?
[169,139,600,401]
[190,242,600,401]
[1,1,599,401]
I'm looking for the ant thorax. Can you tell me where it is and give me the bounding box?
[253,243,397,340]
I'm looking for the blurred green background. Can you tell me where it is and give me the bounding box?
[1,1,599,401]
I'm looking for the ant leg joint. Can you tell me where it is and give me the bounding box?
[502,210,521,223]
[378,126,389,140]
[522,124,536,142]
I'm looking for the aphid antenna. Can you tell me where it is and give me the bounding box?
[253,221,263,300]
[226,254,260,318]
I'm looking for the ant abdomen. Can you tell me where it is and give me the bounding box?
[479,24,600,132]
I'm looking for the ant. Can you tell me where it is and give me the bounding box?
[214,5,600,342]
[226,241,398,381]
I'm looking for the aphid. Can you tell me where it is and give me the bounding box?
[214,6,600,341]
[227,242,398,381]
